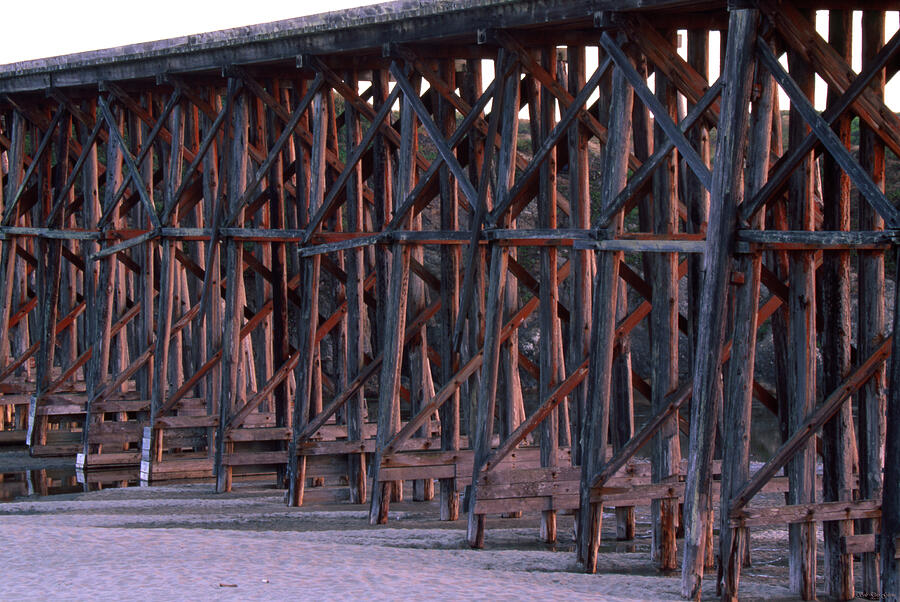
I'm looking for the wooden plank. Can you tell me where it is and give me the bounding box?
[222,451,289,466]
[733,500,881,528]
[156,415,217,429]
[474,494,579,515]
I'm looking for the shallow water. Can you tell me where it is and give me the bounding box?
[0,448,140,502]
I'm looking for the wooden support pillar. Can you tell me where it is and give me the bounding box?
[368,242,411,524]
[467,243,508,548]
[216,88,248,493]
[650,30,681,572]
[683,29,712,556]
[289,87,326,506]
[821,10,855,600]
[202,88,222,442]
[859,11,887,595]
[406,76,435,503]
[713,23,767,601]
[265,81,290,485]
[370,78,418,521]
[78,103,100,457]
[91,104,124,454]
[611,276,635,542]
[460,58,485,442]
[438,59,460,520]
[0,112,24,374]
[883,244,900,602]
[150,103,184,430]
[579,54,632,572]
[786,21,818,599]
[372,69,392,382]
[538,45,559,544]
[767,96,791,448]
[566,44,592,470]
[31,112,68,447]
[497,59,523,520]
[343,70,367,504]
[787,24,818,599]
[136,97,155,406]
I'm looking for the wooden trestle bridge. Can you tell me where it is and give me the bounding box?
[1,0,899,598]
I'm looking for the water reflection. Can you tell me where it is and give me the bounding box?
[0,466,139,502]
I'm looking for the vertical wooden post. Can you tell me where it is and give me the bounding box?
[32,112,67,447]
[537,45,559,544]
[820,10,855,601]
[566,44,592,470]
[767,95,791,448]
[579,56,632,572]
[266,81,290,488]
[289,86,325,506]
[882,245,900,602]
[859,10,887,595]
[216,87,248,493]
[150,103,183,431]
[786,18,818,599]
[372,69,392,379]
[343,70,367,504]
[466,244,508,548]
[0,112,24,374]
[499,65,524,449]
[685,28,710,422]
[202,88,222,450]
[136,96,155,407]
[460,58,486,445]
[494,58,524,453]
[650,30,681,572]
[438,59,460,520]
[79,103,100,457]
[406,75,435,503]
[370,76,417,522]
[93,105,124,454]
[611,278,635,542]
[712,25,768,601]
[368,242,411,524]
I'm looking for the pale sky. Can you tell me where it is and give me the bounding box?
[0,0,374,64]
[0,1,897,111]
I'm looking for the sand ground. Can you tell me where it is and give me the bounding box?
[0,471,810,601]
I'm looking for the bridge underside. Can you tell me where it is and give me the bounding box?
[1,0,899,598]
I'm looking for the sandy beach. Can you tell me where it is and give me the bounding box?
[0,476,803,601]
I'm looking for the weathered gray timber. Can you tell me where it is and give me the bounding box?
[579,51,632,571]
[715,26,768,600]
[0,1,897,598]
[785,32,818,599]
[681,11,757,598]
[820,12,855,600]
[859,11,887,594]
